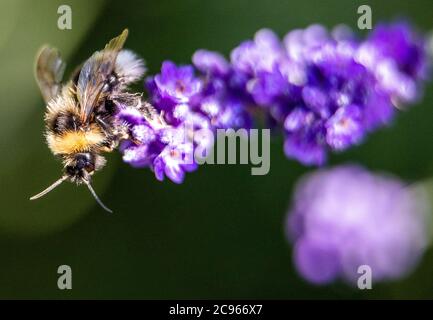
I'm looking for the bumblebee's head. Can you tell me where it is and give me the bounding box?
[65,153,95,182]
[29,153,112,213]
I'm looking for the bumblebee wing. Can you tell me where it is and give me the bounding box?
[35,46,66,103]
[76,29,128,123]
[69,62,84,85]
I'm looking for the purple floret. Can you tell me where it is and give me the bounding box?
[154,61,202,104]
[356,22,430,103]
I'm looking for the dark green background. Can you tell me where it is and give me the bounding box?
[0,0,432,299]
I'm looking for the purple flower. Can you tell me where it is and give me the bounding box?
[116,101,202,183]
[286,165,429,285]
[366,22,429,80]
[192,50,230,76]
[119,56,253,183]
[153,61,202,104]
[280,42,396,165]
[247,68,292,105]
[284,115,327,166]
[121,141,161,168]
[192,50,254,130]
[356,22,430,103]
[153,126,197,184]
[117,22,431,182]
[231,29,286,75]
[284,24,332,63]
[325,105,364,150]
[117,106,146,125]
[224,24,420,166]
[199,96,251,129]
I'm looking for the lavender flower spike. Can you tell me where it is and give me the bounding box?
[117,21,431,182]
[286,165,429,285]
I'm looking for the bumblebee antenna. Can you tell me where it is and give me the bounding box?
[30,176,68,200]
[85,181,113,213]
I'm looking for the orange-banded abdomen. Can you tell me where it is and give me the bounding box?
[46,125,106,155]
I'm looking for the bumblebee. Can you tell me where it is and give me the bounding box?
[30,29,150,212]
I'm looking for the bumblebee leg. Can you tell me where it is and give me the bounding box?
[96,116,111,132]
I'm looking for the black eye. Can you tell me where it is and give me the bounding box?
[76,158,87,170]
[66,165,76,176]
[74,153,93,170]
[77,153,96,172]
[65,153,95,177]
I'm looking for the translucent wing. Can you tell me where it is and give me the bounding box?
[35,46,66,103]
[70,62,84,85]
[76,29,128,123]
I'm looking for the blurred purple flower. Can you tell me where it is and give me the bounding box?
[193,50,230,76]
[228,22,429,165]
[284,24,332,63]
[365,22,429,81]
[231,29,286,75]
[286,165,429,285]
[356,22,430,103]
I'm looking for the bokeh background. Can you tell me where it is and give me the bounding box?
[0,0,432,299]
